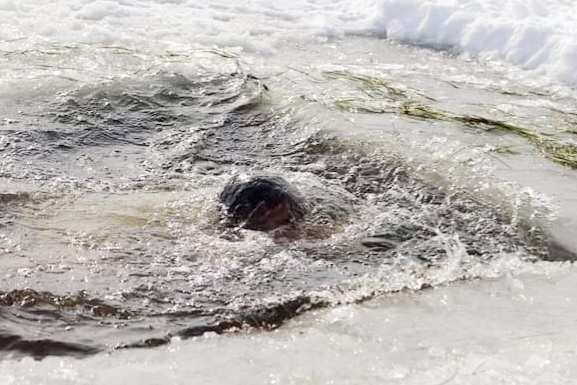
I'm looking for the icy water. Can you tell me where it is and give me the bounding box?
[2,32,577,383]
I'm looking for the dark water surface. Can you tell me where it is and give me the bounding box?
[0,51,562,359]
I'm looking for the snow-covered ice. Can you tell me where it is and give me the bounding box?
[3,0,577,85]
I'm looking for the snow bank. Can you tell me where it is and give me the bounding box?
[376,0,577,86]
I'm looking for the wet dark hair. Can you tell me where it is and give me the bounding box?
[218,176,307,231]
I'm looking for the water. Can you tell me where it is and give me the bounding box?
[2,1,577,383]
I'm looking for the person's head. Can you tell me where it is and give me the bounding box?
[218,176,307,231]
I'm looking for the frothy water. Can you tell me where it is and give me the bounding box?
[0,43,561,359]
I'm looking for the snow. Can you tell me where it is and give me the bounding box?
[377,0,577,86]
[0,0,16,11]
[76,1,130,21]
[0,0,377,54]
[3,0,577,85]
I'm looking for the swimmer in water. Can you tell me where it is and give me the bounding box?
[218,176,307,232]
[218,177,577,260]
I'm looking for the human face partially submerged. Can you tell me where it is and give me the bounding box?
[218,176,307,232]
